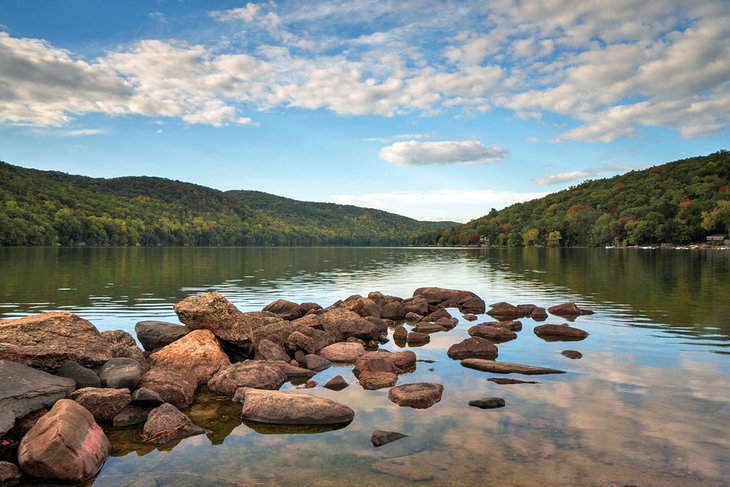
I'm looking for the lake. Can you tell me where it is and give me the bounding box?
[1,247,729,486]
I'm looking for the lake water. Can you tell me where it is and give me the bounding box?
[1,247,729,486]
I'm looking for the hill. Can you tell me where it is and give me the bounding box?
[0,161,454,246]
[414,150,730,247]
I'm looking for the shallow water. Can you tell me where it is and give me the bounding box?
[1,247,729,486]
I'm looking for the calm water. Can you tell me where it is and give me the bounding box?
[1,247,729,486]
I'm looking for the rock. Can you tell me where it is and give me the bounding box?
[269,361,316,380]
[17,399,110,482]
[318,342,366,363]
[254,338,291,362]
[547,301,594,317]
[516,304,538,315]
[468,324,518,341]
[148,329,230,385]
[437,317,458,329]
[487,302,526,319]
[561,350,583,359]
[354,357,402,376]
[411,323,443,333]
[57,360,100,390]
[355,351,416,376]
[262,299,304,320]
[412,287,486,314]
[99,330,147,367]
[534,324,589,340]
[346,336,366,345]
[392,325,407,342]
[319,308,380,341]
[406,332,430,345]
[302,354,332,372]
[359,371,398,390]
[344,297,381,318]
[207,361,287,397]
[113,405,151,427]
[371,430,408,447]
[141,403,209,445]
[299,302,322,315]
[0,461,21,486]
[488,378,539,384]
[251,318,300,350]
[134,321,191,352]
[402,297,430,316]
[304,380,317,388]
[404,312,423,322]
[98,357,143,390]
[463,314,478,321]
[379,301,405,320]
[447,337,498,360]
[323,375,349,391]
[294,350,306,363]
[425,308,452,321]
[239,388,354,425]
[388,383,443,409]
[69,388,131,422]
[0,361,75,437]
[138,368,197,409]
[530,307,548,321]
[364,316,389,336]
[0,313,112,371]
[286,328,335,354]
[469,397,505,409]
[483,320,523,331]
[461,359,565,375]
[131,387,164,407]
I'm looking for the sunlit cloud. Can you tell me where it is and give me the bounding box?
[379,139,509,166]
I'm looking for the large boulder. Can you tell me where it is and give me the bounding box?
[262,299,304,320]
[99,330,147,367]
[412,287,485,314]
[317,342,366,363]
[0,361,75,436]
[534,324,589,341]
[134,321,191,352]
[148,330,230,385]
[388,383,443,409]
[98,358,143,390]
[0,313,112,371]
[57,360,100,390]
[138,368,197,409]
[68,388,131,422]
[239,388,354,426]
[207,361,287,397]
[447,337,498,360]
[141,403,209,445]
[17,399,111,482]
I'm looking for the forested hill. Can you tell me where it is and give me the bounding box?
[0,161,455,246]
[415,150,730,247]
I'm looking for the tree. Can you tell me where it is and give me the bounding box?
[522,228,540,246]
[546,231,562,247]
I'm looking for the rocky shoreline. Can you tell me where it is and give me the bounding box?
[0,287,591,485]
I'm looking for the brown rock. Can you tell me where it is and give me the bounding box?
[148,329,230,385]
[0,461,21,486]
[345,297,381,318]
[392,325,408,342]
[299,302,322,315]
[548,302,594,317]
[138,368,197,409]
[402,297,430,316]
[406,332,430,345]
[141,403,209,445]
[359,371,398,390]
[483,320,522,331]
[323,375,349,390]
[239,388,355,425]
[302,354,332,372]
[286,328,336,354]
[262,299,304,320]
[530,307,548,321]
[469,397,505,409]
[534,324,589,341]
[447,337,498,360]
[354,351,416,376]
[207,361,287,397]
[468,324,518,341]
[99,330,147,368]
[561,350,583,359]
[404,312,423,322]
[17,399,111,482]
[412,287,485,313]
[364,316,389,336]
[318,342,366,363]
[425,308,452,321]
[0,313,112,371]
[251,318,300,348]
[269,361,316,380]
[380,301,405,320]
[254,338,291,362]
[487,302,526,319]
[461,359,565,375]
[412,323,446,333]
[463,314,478,321]
[69,388,131,422]
[371,430,408,447]
[388,383,443,409]
[488,378,539,384]
[319,308,380,341]
[516,304,538,315]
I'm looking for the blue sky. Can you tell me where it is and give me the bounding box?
[1,0,728,222]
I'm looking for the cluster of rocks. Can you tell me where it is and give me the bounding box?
[0,286,592,484]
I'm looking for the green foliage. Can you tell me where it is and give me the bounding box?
[414,150,730,247]
[0,162,454,246]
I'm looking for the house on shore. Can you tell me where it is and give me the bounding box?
[706,234,728,246]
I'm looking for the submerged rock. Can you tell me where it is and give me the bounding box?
[239,388,355,425]
[371,455,434,482]
[69,387,131,422]
[207,361,287,397]
[148,329,230,385]
[18,399,111,482]
[371,430,408,447]
[468,397,505,409]
[488,378,539,385]
[141,403,210,445]
[461,359,565,375]
[561,350,583,359]
[447,337,498,360]
[388,383,443,409]
[134,320,191,352]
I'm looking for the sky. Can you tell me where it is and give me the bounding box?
[0,1,728,223]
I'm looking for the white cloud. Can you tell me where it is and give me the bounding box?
[379,139,508,166]
[534,171,592,185]
[331,188,546,222]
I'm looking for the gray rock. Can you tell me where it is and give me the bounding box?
[0,360,75,436]
[69,387,131,421]
[98,357,142,390]
[134,320,191,352]
[112,404,151,427]
[57,360,100,389]
[131,387,164,407]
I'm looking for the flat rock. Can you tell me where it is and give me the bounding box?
[239,388,354,425]
[469,397,505,409]
[413,287,485,314]
[112,404,151,427]
[483,320,522,331]
[371,430,408,447]
[318,342,366,363]
[359,371,398,390]
[141,403,209,445]
[134,321,191,352]
[371,456,434,482]
[412,323,446,333]
[18,399,111,482]
[461,359,565,375]
[0,360,75,436]
[468,324,518,341]
[0,313,112,371]
[447,337,498,360]
[262,299,304,320]
[534,324,589,341]
[388,383,443,409]
[99,330,147,367]
[302,354,332,372]
[0,461,21,486]
[138,368,197,409]
[69,387,131,422]
[207,361,287,397]
[98,357,143,390]
[406,332,430,345]
[561,350,583,359]
[488,378,539,384]
[57,360,100,390]
[148,329,230,385]
[323,375,349,391]
[548,301,594,317]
